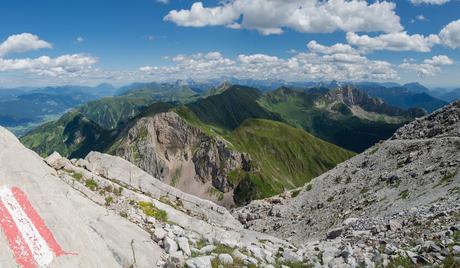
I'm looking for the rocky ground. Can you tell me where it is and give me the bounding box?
[233,100,460,267]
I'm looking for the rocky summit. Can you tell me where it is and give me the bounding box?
[234,100,460,267]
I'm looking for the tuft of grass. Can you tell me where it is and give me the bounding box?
[137,201,168,222]
[105,196,113,206]
[171,166,182,187]
[326,196,334,202]
[440,170,457,185]
[442,254,460,268]
[114,187,123,196]
[119,211,128,218]
[360,187,369,194]
[399,190,409,199]
[387,255,414,268]
[85,179,99,191]
[70,171,83,181]
[207,186,224,201]
[305,184,313,191]
[291,189,301,198]
[212,244,234,255]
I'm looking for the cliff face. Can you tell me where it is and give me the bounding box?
[111,112,251,206]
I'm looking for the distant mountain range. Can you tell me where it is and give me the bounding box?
[2,79,458,137]
[0,84,117,135]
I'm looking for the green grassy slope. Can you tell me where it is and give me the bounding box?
[226,119,355,204]
[78,84,199,130]
[20,111,115,158]
[258,88,405,152]
[185,85,282,130]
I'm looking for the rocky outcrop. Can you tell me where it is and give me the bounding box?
[111,112,251,206]
[325,86,425,118]
[234,100,460,267]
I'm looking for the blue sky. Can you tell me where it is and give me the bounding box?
[0,0,459,88]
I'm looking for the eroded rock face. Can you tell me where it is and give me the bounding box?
[112,112,251,205]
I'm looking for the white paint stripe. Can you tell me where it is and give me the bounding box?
[0,186,54,267]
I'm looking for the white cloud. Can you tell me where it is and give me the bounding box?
[439,19,460,48]
[164,0,402,35]
[0,54,97,77]
[76,36,84,43]
[423,55,453,65]
[400,55,453,77]
[156,0,169,4]
[416,15,426,21]
[346,32,440,52]
[139,49,399,82]
[0,33,52,57]
[410,0,450,5]
[164,2,240,27]
[307,40,358,55]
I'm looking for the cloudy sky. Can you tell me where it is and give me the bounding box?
[0,0,459,88]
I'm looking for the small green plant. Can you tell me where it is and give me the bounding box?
[85,179,98,191]
[212,244,234,255]
[114,187,123,196]
[291,189,301,197]
[69,171,83,181]
[305,184,312,191]
[105,196,113,206]
[453,230,460,242]
[119,211,128,218]
[345,176,352,184]
[441,170,457,184]
[360,187,369,194]
[326,196,334,202]
[387,255,413,268]
[442,254,460,268]
[138,201,168,222]
[399,190,409,199]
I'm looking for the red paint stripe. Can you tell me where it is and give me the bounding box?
[0,199,37,268]
[11,187,67,257]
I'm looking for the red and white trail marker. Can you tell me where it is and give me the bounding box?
[0,186,70,268]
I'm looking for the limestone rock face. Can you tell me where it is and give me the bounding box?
[0,126,164,267]
[112,112,251,206]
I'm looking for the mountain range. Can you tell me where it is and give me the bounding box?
[20,83,427,207]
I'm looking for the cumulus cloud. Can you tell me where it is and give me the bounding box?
[164,0,402,35]
[0,54,97,77]
[400,55,453,77]
[139,49,399,82]
[307,41,358,55]
[0,33,52,57]
[410,0,450,5]
[346,32,440,52]
[439,19,460,48]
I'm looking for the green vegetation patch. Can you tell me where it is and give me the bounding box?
[138,201,168,222]
[85,179,99,191]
